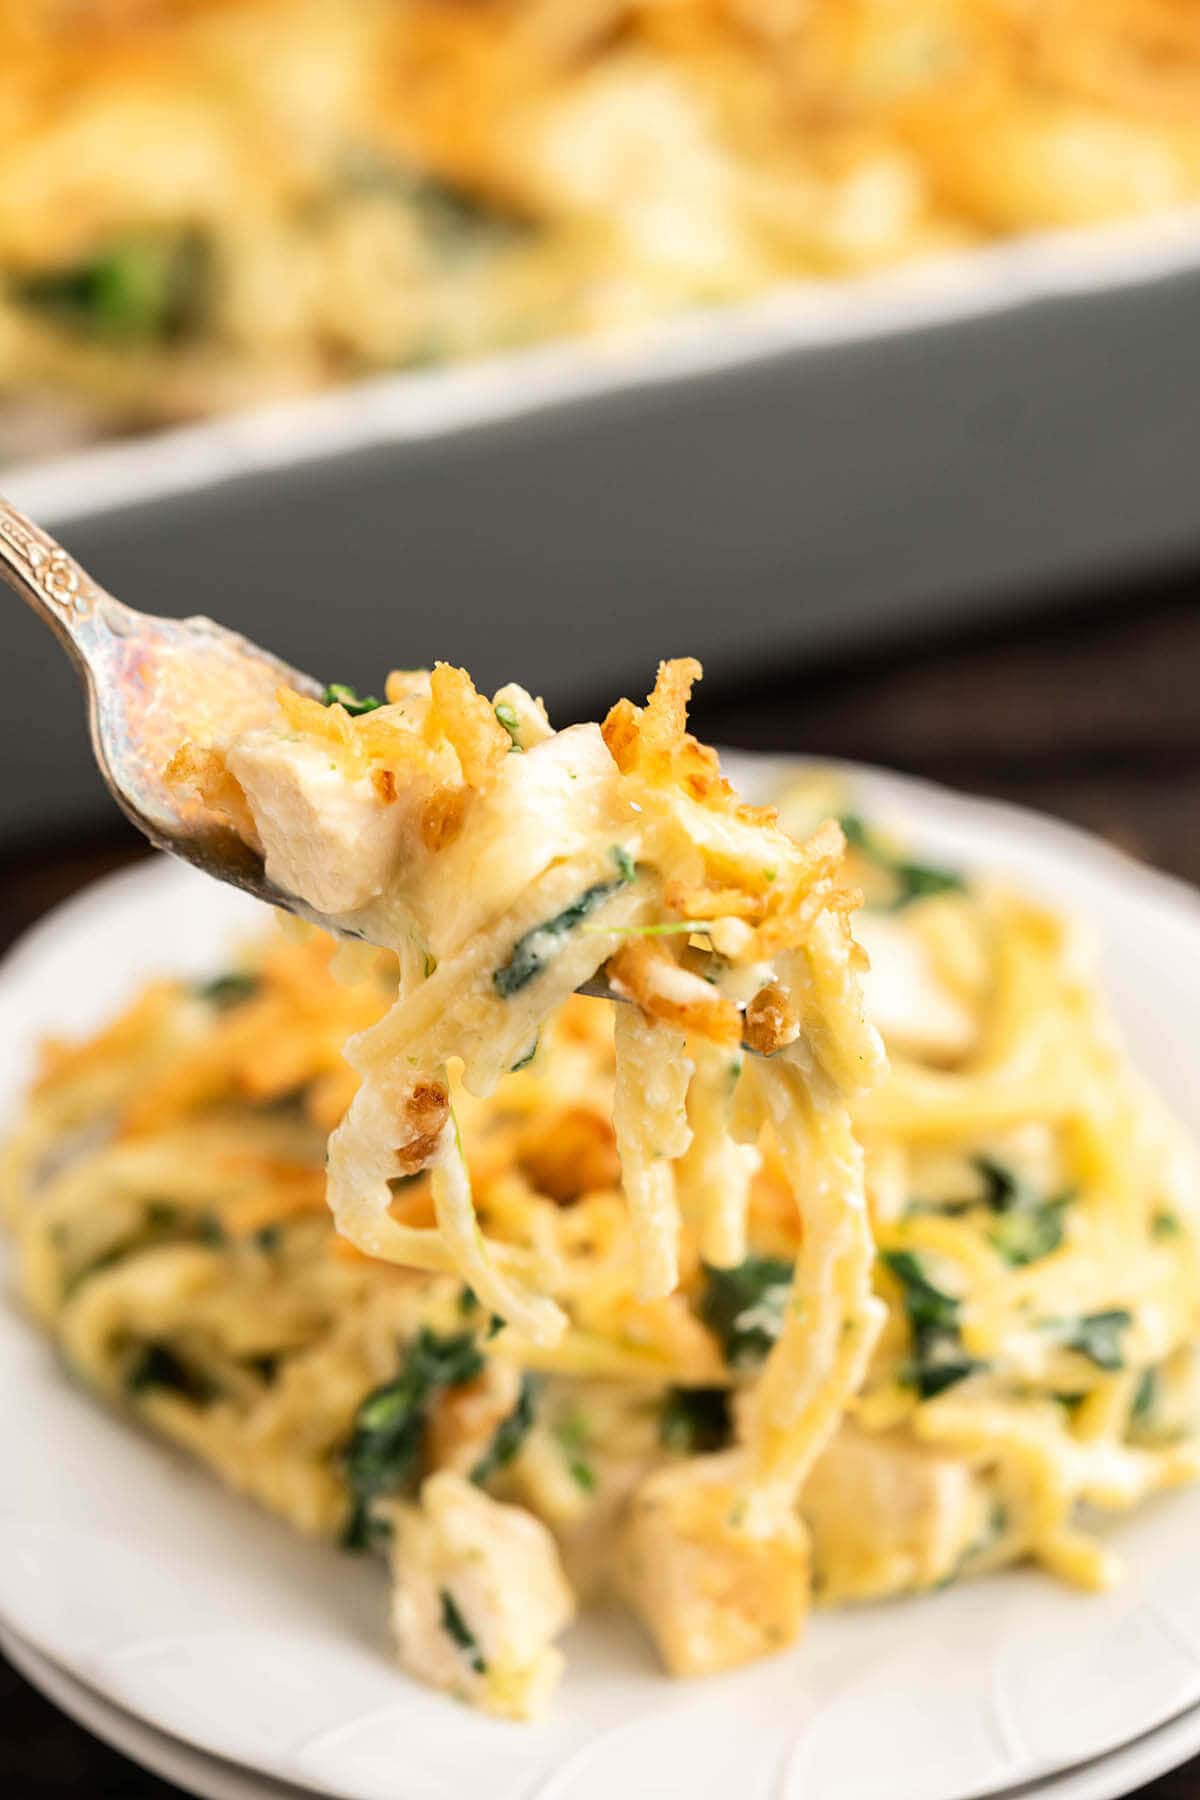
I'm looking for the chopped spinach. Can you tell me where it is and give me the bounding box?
[126,1342,216,1404]
[321,682,382,715]
[700,1256,794,1370]
[16,232,209,342]
[193,971,261,1010]
[64,1204,223,1299]
[989,1206,1067,1267]
[1132,1368,1158,1423]
[341,1329,483,1548]
[492,848,635,998]
[882,1249,985,1399]
[510,1036,538,1072]
[414,172,520,255]
[659,1386,733,1454]
[1048,1308,1134,1372]
[553,1411,597,1490]
[908,1357,983,1400]
[440,1590,487,1674]
[973,1157,1026,1210]
[337,150,528,261]
[471,1375,539,1485]
[974,1157,1072,1267]
[838,813,964,909]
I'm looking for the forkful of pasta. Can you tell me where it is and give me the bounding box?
[1,487,882,1317]
[3,488,895,1674]
[3,495,836,1059]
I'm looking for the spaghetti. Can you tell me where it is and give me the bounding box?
[2,682,1197,1717]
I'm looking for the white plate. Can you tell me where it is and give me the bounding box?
[3,759,1200,1800]
[1,1624,313,1800]
[7,1621,1200,1800]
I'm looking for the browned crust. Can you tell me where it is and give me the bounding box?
[393,1077,450,1175]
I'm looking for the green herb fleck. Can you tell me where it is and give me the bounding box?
[457,1287,503,1334]
[1152,1210,1182,1240]
[593,919,714,939]
[700,1256,794,1370]
[610,846,637,885]
[194,971,260,1010]
[322,683,382,716]
[510,1036,538,1071]
[440,1590,487,1674]
[553,1411,597,1489]
[494,702,523,752]
[659,1386,733,1454]
[554,1411,589,1451]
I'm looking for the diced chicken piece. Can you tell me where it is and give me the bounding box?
[413,723,626,961]
[618,1455,810,1676]
[503,1384,666,1601]
[800,1421,986,1601]
[390,1471,575,1719]
[856,911,976,1063]
[227,729,412,916]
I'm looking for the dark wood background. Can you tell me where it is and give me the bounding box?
[2,570,1199,1798]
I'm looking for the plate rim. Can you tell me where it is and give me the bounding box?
[0,1623,317,1800]
[7,1618,1200,1800]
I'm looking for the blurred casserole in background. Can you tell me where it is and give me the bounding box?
[2,0,1199,462]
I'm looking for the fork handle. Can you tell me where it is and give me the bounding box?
[0,495,127,674]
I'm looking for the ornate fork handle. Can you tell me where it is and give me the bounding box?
[0,495,132,676]
[1,490,311,880]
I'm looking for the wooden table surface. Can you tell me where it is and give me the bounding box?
[1,572,1198,1799]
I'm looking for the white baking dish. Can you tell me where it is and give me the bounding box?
[4,206,1200,841]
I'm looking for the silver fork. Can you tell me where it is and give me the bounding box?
[0,494,321,910]
[1,494,734,1030]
